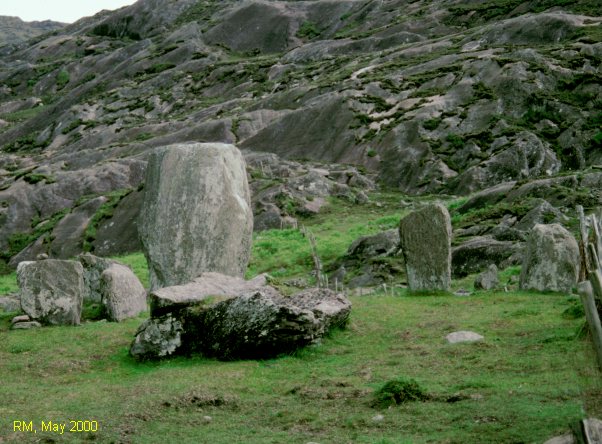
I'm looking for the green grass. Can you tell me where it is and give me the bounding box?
[109,252,150,289]
[0,291,599,443]
[1,106,45,123]
[56,69,70,90]
[247,195,406,280]
[0,192,600,442]
[0,273,18,294]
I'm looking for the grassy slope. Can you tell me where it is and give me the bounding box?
[0,194,601,443]
[0,292,599,443]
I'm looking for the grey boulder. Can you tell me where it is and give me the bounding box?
[182,287,351,360]
[138,143,253,290]
[130,314,184,360]
[10,321,42,330]
[17,259,84,325]
[0,295,21,312]
[347,229,400,260]
[519,223,579,293]
[100,264,147,321]
[131,285,351,361]
[446,331,484,344]
[452,236,522,277]
[78,253,120,302]
[474,264,499,291]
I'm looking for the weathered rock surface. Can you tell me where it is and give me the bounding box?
[347,229,400,260]
[1,0,601,270]
[10,314,30,324]
[474,264,499,290]
[131,282,351,361]
[150,272,267,316]
[0,294,21,312]
[452,236,522,277]
[100,264,147,321]
[139,143,253,290]
[130,314,184,361]
[515,199,568,231]
[446,331,484,344]
[246,151,374,231]
[333,229,404,288]
[10,320,42,330]
[182,287,351,360]
[399,204,451,291]
[0,16,65,46]
[519,223,579,293]
[78,253,119,302]
[17,259,84,325]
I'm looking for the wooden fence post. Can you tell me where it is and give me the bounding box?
[578,281,602,370]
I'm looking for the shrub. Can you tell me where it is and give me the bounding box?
[423,118,442,130]
[56,70,70,89]
[373,378,429,407]
[144,63,176,75]
[446,133,465,150]
[297,21,321,39]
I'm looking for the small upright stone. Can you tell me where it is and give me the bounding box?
[100,264,147,322]
[519,223,579,293]
[474,264,499,290]
[17,259,84,325]
[138,143,253,290]
[399,204,451,291]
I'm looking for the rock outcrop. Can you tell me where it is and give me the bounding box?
[519,223,579,293]
[399,204,451,291]
[452,236,522,277]
[333,229,403,288]
[17,259,84,325]
[0,1,601,269]
[138,143,253,290]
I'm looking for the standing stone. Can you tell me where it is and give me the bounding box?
[100,264,147,322]
[139,143,253,290]
[399,204,451,291]
[17,260,84,325]
[519,223,579,293]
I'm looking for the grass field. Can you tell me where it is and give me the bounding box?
[0,194,601,443]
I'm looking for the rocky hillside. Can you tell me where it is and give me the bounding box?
[0,16,65,47]
[0,0,601,270]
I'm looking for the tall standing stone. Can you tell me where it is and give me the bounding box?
[139,143,253,290]
[399,204,451,291]
[519,223,579,293]
[17,260,84,325]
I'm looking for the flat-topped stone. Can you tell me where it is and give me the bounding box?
[150,272,268,316]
